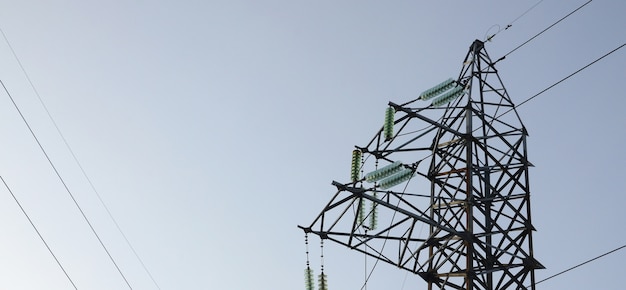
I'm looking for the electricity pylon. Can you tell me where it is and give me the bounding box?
[300,40,543,290]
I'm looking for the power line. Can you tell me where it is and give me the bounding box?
[0,176,79,290]
[0,27,161,289]
[508,0,545,28]
[0,80,133,289]
[530,244,626,287]
[484,0,545,42]
[496,42,625,119]
[495,0,593,63]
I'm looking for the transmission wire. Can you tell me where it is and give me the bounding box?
[0,176,79,290]
[399,271,409,290]
[0,80,133,289]
[485,0,545,42]
[528,244,626,287]
[0,26,161,289]
[496,42,625,119]
[509,0,545,27]
[496,0,593,63]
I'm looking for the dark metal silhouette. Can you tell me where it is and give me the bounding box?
[299,40,543,290]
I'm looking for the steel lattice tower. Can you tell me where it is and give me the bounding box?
[300,40,543,290]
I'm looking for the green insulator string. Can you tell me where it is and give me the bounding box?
[364,161,403,183]
[351,149,362,182]
[318,273,328,290]
[369,192,378,230]
[305,268,314,290]
[350,149,366,225]
[354,149,365,225]
[431,86,465,107]
[369,159,379,231]
[358,197,366,225]
[304,233,314,290]
[378,168,414,190]
[319,239,328,290]
[383,106,395,141]
[419,78,455,101]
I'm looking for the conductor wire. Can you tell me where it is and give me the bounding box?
[529,244,626,287]
[484,0,545,42]
[509,0,545,27]
[0,176,79,290]
[496,42,625,119]
[0,80,134,289]
[496,0,593,63]
[1,26,161,289]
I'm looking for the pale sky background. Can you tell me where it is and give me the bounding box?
[0,1,624,289]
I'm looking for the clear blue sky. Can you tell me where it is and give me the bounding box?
[0,1,624,289]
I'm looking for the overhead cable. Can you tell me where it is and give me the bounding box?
[507,0,545,28]
[497,42,625,119]
[495,0,593,63]
[529,243,626,287]
[0,26,161,289]
[484,0,545,42]
[0,80,133,289]
[0,176,79,290]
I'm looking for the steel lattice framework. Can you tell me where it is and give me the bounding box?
[300,40,543,290]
